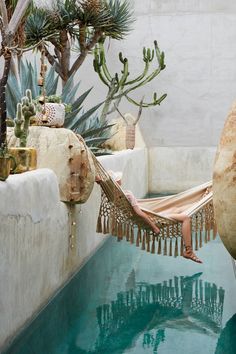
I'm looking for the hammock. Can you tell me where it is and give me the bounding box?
[93,155,216,257]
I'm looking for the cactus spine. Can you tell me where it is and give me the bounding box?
[14,89,36,147]
[93,40,167,124]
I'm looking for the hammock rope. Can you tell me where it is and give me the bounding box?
[92,155,216,257]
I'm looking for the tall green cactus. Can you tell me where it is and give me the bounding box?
[14,89,36,147]
[93,40,167,124]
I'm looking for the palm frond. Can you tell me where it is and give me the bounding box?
[25,7,55,46]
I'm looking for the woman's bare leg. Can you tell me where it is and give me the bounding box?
[168,213,202,263]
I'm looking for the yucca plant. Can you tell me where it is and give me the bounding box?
[24,0,134,85]
[6,58,113,154]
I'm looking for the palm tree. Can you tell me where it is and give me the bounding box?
[24,0,134,86]
[0,0,32,149]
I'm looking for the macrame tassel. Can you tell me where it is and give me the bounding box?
[164,238,167,256]
[151,234,155,254]
[103,217,107,234]
[96,215,102,233]
[166,225,170,238]
[157,237,162,254]
[195,230,198,251]
[207,228,211,242]
[146,232,150,252]
[142,231,146,250]
[114,221,118,237]
[126,224,130,241]
[174,237,179,257]
[169,238,173,256]
[136,227,141,247]
[204,229,208,244]
[111,217,116,234]
[117,223,123,240]
[130,226,134,244]
[199,230,202,248]
[180,238,184,256]
[106,217,110,234]
[121,223,125,239]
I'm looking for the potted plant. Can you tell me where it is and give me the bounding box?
[34,94,66,127]
[9,89,37,174]
[0,142,16,181]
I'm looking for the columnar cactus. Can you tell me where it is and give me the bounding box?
[93,40,167,124]
[14,89,36,147]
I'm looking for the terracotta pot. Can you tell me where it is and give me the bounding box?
[213,100,236,259]
[9,147,37,174]
[0,155,16,181]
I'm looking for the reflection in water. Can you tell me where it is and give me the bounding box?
[93,272,224,353]
[3,270,227,354]
[143,329,165,353]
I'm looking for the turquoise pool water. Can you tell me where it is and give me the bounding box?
[4,236,236,354]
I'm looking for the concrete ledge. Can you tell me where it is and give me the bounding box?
[149,146,216,193]
[0,148,148,350]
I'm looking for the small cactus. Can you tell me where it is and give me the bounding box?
[14,89,36,147]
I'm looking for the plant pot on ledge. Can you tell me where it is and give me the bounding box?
[35,101,65,128]
[0,143,17,181]
[8,147,37,174]
[0,154,16,181]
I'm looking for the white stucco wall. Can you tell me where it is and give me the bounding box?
[75,0,236,191]
[0,148,148,350]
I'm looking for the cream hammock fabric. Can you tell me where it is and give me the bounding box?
[93,156,216,257]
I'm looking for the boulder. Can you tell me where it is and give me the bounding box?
[213,101,236,259]
[8,127,95,204]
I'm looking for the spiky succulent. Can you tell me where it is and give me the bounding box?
[6,58,113,154]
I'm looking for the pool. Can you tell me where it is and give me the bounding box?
[3,235,236,354]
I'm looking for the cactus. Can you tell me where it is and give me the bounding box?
[14,89,36,147]
[93,40,167,124]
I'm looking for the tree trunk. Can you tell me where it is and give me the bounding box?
[0,52,12,146]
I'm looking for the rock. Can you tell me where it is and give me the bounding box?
[7,127,95,204]
[213,101,236,259]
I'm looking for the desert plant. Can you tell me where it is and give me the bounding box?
[14,89,36,147]
[0,0,32,151]
[93,40,167,123]
[6,58,113,153]
[24,0,134,86]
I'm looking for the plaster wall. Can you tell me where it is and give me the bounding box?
[0,148,148,350]
[74,0,236,191]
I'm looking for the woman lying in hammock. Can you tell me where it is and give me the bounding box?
[96,171,205,264]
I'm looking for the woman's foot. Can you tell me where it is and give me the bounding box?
[183,247,203,264]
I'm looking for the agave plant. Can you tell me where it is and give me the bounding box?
[6,58,113,154]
